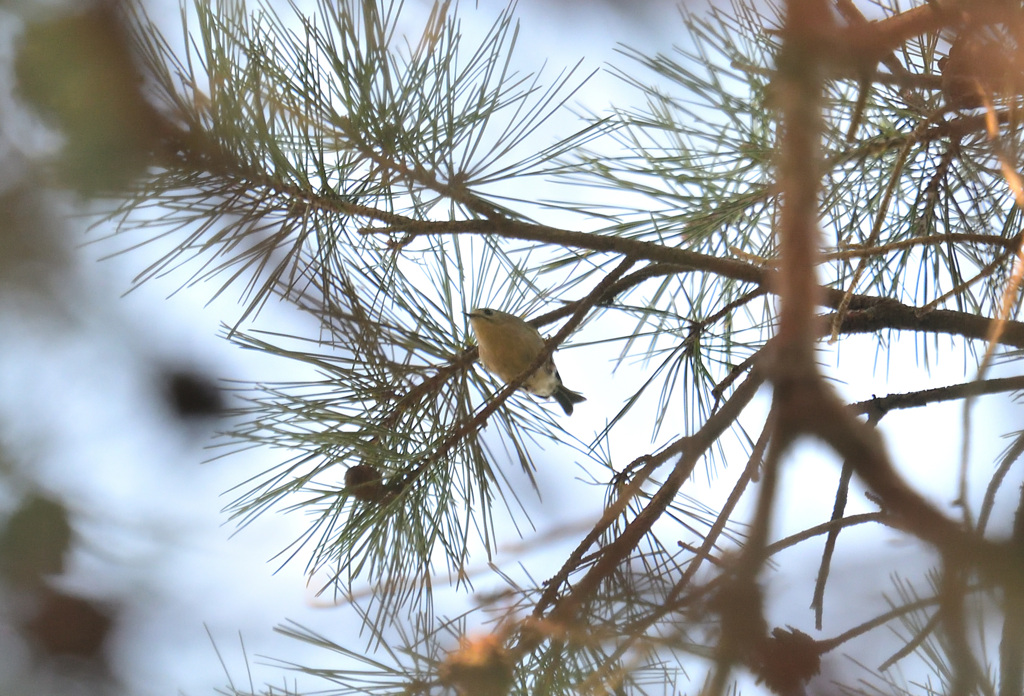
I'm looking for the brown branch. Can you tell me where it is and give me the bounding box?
[768,512,889,556]
[817,593,940,653]
[835,0,916,80]
[792,375,1021,584]
[824,232,1022,262]
[531,449,670,618]
[829,140,912,342]
[557,408,774,678]
[999,485,1024,696]
[822,294,1024,348]
[364,217,766,285]
[879,611,941,671]
[767,0,830,554]
[850,375,1024,416]
[834,0,907,140]
[364,220,1024,350]
[538,367,766,630]
[733,58,941,90]
[759,2,1022,684]
[843,3,948,60]
[812,452,857,630]
[940,554,988,696]
[979,432,1024,536]
[609,512,888,670]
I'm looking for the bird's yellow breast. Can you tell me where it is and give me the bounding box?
[472,319,544,382]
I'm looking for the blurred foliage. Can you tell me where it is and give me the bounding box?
[22,587,113,660]
[0,494,71,587]
[162,368,225,419]
[14,3,167,193]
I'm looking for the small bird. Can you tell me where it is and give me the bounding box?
[466,308,586,415]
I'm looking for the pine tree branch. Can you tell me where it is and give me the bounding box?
[584,423,773,674]
[834,0,916,81]
[539,366,765,630]
[392,256,636,490]
[366,220,1024,349]
[796,376,1023,583]
[822,233,1022,262]
[979,432,1024,537]
[851,375,1024,416]
[812,452,858,630]
[939,554,989,696]
[817,593,940,653]
[824,297,1024,348]
[92,1,1024,692]
[879,610,941,672]
[531,451,672,619]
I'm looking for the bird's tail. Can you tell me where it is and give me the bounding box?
[553,386,586,415]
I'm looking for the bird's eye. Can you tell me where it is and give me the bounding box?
[483,309,494,316]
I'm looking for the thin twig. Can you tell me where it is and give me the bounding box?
[878,611,940,672]
[540,367,765,630]
[812,458,856,630]
[978,432,1024,536]
[829,140,912,342]
[849,375,1024,416]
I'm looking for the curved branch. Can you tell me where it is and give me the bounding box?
[851,375,1024,417]
[541,366,766,628]
[363,222,1024,349]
